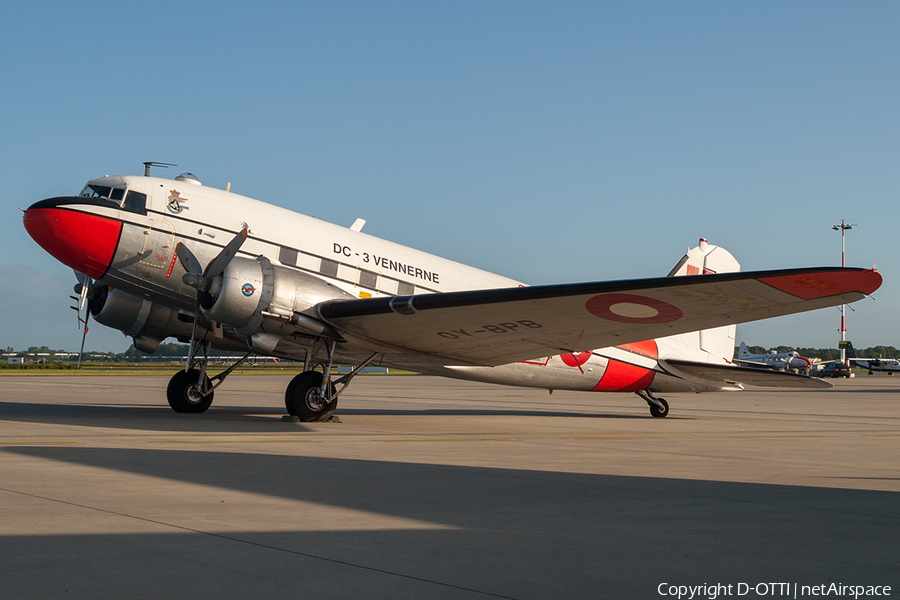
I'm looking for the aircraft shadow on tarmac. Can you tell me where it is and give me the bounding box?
[0,401,304,433]
[334,407,644,419]
[0,401,646,434]
[2,445,898,599]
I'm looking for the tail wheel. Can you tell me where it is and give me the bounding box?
[285,371,337,422]
[167,369,214,413]
[649,397,669,418]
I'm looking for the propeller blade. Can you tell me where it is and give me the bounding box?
[77,273,91,312]
[176,228,247,373]
[203,228,248,280]
[112,249,152,270]
[175,242,203,276]
[77,310,89,369]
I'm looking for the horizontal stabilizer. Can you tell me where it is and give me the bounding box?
[661,359,832,389]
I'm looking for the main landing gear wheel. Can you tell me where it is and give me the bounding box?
[285,371,337,422]
[649,397,669,418]
[167,369,214,413]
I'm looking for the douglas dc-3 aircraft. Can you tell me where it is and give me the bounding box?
[23,165,882,420]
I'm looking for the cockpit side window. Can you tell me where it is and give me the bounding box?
[122,191,147,215]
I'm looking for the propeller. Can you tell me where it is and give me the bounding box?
[176,228,248,292]
[174,228,248,372]
[69,272,93,369]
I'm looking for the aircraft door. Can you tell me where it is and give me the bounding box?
[139,220,176,271]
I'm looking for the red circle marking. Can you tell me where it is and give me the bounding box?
[560,352,592,368]
[585,293,683,324]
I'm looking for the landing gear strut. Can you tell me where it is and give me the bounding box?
[284,338,379,422]
[636,389,669,418]
[166,338,252,413]
[167,227,252,414]
[167,368,214,413]
[285,371,337,421]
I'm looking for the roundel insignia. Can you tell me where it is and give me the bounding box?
[241,283,256,297]
[585,293,682,324]
[560,352,592,368]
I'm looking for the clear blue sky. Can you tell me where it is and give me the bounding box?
[2,1,898,353]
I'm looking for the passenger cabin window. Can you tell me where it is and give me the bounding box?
[320,258,339,278]
[279,247,298,266]
[359,269,378,289]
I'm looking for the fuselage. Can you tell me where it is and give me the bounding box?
[24,173,736,395]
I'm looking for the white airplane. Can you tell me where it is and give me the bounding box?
[735,342,813,373]
[22,165,882,420]
[845,342,900,375]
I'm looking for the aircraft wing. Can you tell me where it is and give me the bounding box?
[316,267,881,367]
[660,360,832,389]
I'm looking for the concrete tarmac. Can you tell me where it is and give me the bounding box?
[0,373,897,599]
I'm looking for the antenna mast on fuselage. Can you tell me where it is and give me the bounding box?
[143,162,177,177]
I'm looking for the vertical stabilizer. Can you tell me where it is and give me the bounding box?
[667,239,741,362]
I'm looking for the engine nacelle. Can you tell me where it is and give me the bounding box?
[90,286,188,353]
[201,256,354,334]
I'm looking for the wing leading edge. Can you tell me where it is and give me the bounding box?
[316,267,881,366]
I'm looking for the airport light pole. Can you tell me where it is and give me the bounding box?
[832,220,854,364]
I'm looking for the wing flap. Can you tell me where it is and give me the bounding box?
[316,267,880,366]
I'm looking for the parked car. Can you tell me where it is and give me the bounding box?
[818,363,852,378]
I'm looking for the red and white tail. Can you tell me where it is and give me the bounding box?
[667,238,740,277]
[665,238,741,362]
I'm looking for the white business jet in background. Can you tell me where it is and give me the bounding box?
[22,164,881,420]
[735,342,813,374]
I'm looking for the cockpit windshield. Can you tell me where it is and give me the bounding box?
[80,184,125,201]
[78,184,147,215]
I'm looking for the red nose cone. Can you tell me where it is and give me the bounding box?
[24,206,121,278]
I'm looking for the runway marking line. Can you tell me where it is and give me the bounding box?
[740,435,832,439]
[567,436,686,440]
[376,438,517,443]
[0,441,81,446]
[152,440,320,444]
